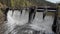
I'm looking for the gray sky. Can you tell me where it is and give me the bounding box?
[46,0,60,3]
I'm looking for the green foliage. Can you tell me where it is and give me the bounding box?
[11,0,33,8]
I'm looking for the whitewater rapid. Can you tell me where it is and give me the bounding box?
[5,9,55,34]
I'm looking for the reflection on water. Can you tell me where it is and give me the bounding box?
[0,9,55,34]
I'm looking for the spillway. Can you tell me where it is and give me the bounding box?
[4,9,55,34]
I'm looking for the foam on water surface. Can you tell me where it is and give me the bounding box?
[6,10,55,34]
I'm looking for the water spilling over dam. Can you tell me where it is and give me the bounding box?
[0,7,58,34]
[3,8,55,34]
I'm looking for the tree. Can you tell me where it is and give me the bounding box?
[11,0,33,8]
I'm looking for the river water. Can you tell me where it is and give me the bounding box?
[2,9,55,34]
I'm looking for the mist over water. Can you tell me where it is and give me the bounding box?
[4,9,55,34]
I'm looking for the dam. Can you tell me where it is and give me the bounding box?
[4,7,56,34]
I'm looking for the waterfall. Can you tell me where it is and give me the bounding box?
[30,12,55,34]
[5,9,29,34]
[5,9,55,34]
[7,9,29,26]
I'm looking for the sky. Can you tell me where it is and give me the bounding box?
[46,0,60,3]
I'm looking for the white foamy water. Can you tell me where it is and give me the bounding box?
[7,10,29,26]
[6,10,55,34]
[5,10,29,34]
[30,12,54,33]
